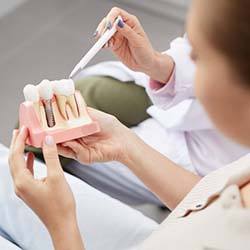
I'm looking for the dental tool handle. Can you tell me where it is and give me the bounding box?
[43,100,56,128]
[69,16,122,79]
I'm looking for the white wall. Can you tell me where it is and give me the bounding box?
[116,0,191,21]
[0,0,27,18]
[161,0,191,7]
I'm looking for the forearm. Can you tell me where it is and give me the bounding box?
[122,132,201,210]
[49,219,85,250]
[145,52,175,84]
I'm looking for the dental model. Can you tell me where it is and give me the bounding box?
[23,84,40,117]
[19,79,100,148]
[53,79,79,120]
[38,79,56,128]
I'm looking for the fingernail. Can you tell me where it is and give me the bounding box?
[45,135,54,146]
[93,30,98,37]
[106,21,112,30]
[12,129,18,136]
[117,19,124,28]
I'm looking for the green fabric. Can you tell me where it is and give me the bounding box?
[23,76,152,167]
[76,76,152,127]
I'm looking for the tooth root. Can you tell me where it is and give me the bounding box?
[74,91,88,118]
[66,104,75,120]
[67,95,79,118]
[56,95,67,119]
[33,102,41,122]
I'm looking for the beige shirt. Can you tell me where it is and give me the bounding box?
[138,154,250,250]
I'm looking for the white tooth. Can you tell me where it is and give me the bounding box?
[23,84,40,102]
[54,80,68,119]
[38,80,56,127]
[38,79,54,100]
[54,79,78,119]
[53,79,75,96]
[66,79,75,96]
[50,80,58,92]
[23,84,41,122]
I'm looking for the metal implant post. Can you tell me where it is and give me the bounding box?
[43,99,55,127]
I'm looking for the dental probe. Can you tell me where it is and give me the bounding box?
[69,16,123,79]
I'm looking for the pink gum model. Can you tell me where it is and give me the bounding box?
[19,91,100,148]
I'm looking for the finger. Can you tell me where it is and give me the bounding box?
[9,127,28,174]
[86,107,114,127]
[116,20,139,43]
[26,152,35,176]
[13,127,28,155]
[106,7,136,27]
[100,18,110,37]
[42,135,63,177]
[108,37,115,48]
[102,43,108,49]
[86,106,106,120]
[9,127,33,182]
[62,141,83,155]
[57,145,76,160]
[63,141,91,164]
[9,129,19,152]
[77,136,99,145]
[95,17,107,39]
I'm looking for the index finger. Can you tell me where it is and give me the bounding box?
[106,7,137,27]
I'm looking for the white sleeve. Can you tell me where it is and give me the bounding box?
[146,35,196,110]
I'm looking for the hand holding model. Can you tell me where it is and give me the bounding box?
[8,127,85,250]
[95,7,174,83]
[57,107,134,164]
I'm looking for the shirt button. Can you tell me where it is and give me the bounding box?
[231,194,237,200]
[195,204,203,208]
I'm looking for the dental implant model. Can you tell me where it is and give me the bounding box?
[19,79,100,148]
[53,79,79,120]
[23,84,40,119]
[38,79,56,128]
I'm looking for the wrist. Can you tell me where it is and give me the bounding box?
[47,213,78,237]
[48,216,85,250]
[145,51,175,84]
[119,130,145,167]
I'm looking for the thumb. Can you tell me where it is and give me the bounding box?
[42,135,63,176]
[116,19,139,43]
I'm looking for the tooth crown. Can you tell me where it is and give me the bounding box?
[53,79,75,96]
[38,79,54,100]
[23,84,40,102]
